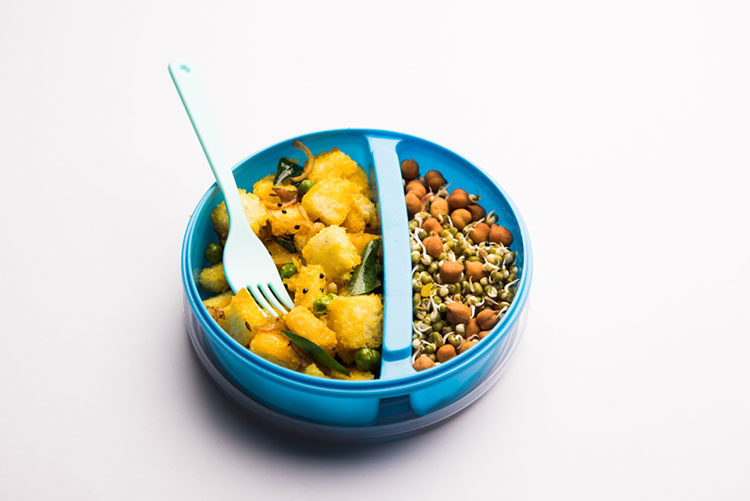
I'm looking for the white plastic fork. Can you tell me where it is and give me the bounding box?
[169,60,294,317]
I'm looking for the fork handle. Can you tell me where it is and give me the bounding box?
[168,61,246,225]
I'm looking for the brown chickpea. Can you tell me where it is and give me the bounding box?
[476,308,500,330]
[466,318,480,337]
[424,170,446,191]
[413,355,435,371]
[405,180,427,198]
[451,208,472,230]
[464,261,485,281]
[422,217,443,235]
[478,330,491,340]
[469,222,490,243]
[405,192,422,217]
[446,302,471,325]
[400,159,419,180]
[430,197,449,218]
[467,204,486,221]
[489,224,514,246]
[447,189,470,210]
[439,261,463,283]
[436,344,457,363]
[423,235,443,258]
[458,339,478,354]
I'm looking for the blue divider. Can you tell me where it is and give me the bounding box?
[367,136,414,379]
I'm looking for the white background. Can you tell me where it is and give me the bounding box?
[1,0,749,499]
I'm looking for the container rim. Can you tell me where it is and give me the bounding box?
[181,128,533,395]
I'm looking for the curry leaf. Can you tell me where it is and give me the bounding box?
[274,158,303,185]
[348,239,380,295]
[273,236,297,253]
[282,330,350,376]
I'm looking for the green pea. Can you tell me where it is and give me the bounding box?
[354,348,381,372]
[430,332,444,347]
[279,262,297,279]
[204,242,223,264]
[298,179,315,196]
[447,335,461,348]
[312,293,337,315]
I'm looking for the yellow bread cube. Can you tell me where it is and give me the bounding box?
[309,148,371,197]
[250,329,303,371]
[218,288,274,346]
[211,189,269,240]
[202,291,233,322]
[293,221,325,251]
[331,368,375,380]
[301,178,357,226]
[336,349,356,365]
[199,263,229,293]
[343,193,377,233]
[347,233,380,255]
[327,295,384,350]
[303,363,328,378]
[251,174,277,203]
[283,264,328,310]
[267,205,310,236]
[265,240,298,266]
[283,306,337,355]
[301,225,361,280]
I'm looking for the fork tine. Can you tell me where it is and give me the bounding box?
[259,284,288,315]
[268,282,295,311]
[246,285,278,318]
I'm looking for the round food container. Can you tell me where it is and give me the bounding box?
[182,129,532,435]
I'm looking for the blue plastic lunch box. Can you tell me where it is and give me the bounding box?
[182,129,532,433]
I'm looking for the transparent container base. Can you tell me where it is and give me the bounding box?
[186,306,527,443]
